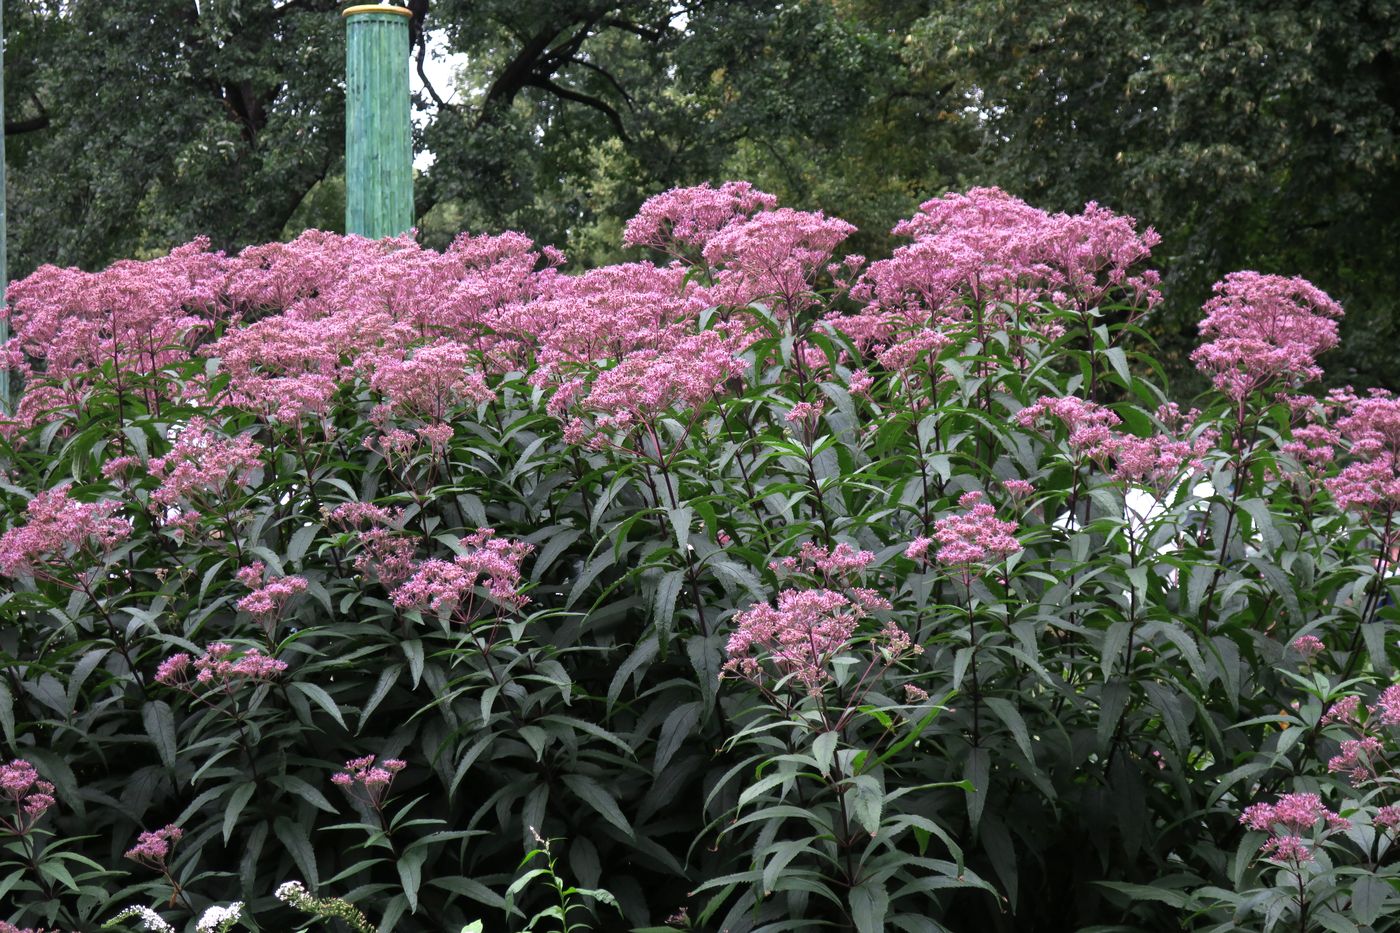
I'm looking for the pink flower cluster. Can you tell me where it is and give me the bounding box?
[1282,423,1340,472]
[843,188,1160,371]
[723,587,896,692]
[364,341,493,423]
[0,486,132,578]
[156,643,288,692]
[1017,396,1212,486]
[0,759,56,835]
[148,418,264,507]
[1238,792,1349,864]
[331,755,406,808]
[391,528,534,616]
[623,181,779,255]
[564,329,747,439]
[529,262,704,385]
[125,824,184,867]
[770,542,877,585]
[1319,390,1400,517]
[235,564,309,627]
[1313,684,1400,785]
[701,207,857,317]
[1328,737,1385,784]
[328,503,417,586]
[908,491,1021,571]
[1290,634,1326,660]
[1016,396,1123,454]
[1191,271,1343,401]
[1,239,227,433]
[202,230,561,422]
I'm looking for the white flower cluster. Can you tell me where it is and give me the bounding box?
[105,906,176,932]
[275,880,309,903]
[196,902,244,932]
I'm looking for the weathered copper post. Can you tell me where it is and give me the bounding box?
[343,4,413,238]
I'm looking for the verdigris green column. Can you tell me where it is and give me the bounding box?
[343,4,413,238]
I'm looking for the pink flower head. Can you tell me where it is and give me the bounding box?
[928,492,1021,570]
[1335,390,1400,458]
[391,529,533,616]
[0,760,56,832]
[1290,635,1326,660]
[1328,737,1384,785]
[723,588,864,692]
[3,239,227,433]
[770,541,877,583]
[1322,695,1361,726]
[1016,396,1122,457]
[1001,479,1035,498]
[155,653,193,686]
[331,755,406,807]
[147,419,264,507]
[100,455,142,481]
[1191,272,1343,401]
[0,486,131,578]
[1326,454,1400,515]
[1282,424,1340,471]
[1371,685,1400,726]
[624,181,779,255]
[786,401,825,429]
[1376,805,1400,829]
[327,502,400,528]
[1108,432,1213,486]
[528,262,704,380]
[1240,792,1347,835]
[1258,834,1313,863]
[701,208,857,317]
[125,824,184,867]
[159,644,287,693]
[236,561,266,588]
[904,536,932,562]
[236,574,309,625]
[578,329,746,424]
[364,341,493,421]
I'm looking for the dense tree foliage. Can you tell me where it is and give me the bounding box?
[911,0,1400,388]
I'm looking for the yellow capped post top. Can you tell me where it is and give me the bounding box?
[342,3,413,16]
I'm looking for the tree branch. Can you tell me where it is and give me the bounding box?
[417,38,457,113]
[565,55,635,105]
[479,23,566,122]
[523,76,630,140]
[5,115,50,136]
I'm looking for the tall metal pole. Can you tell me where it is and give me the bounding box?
[0,0,10,414]
[343,4,413,238]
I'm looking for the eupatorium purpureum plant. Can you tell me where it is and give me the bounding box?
[0,180,1396,933]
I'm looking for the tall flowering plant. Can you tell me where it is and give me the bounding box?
[1,179,1398,933]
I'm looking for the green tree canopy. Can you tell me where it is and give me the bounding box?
[909,0,1400,388]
